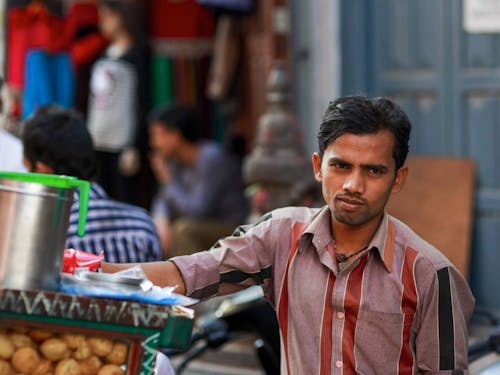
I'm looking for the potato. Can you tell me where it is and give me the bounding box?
[32,358,53,375]
[97,364,123,375]
[62,334,87,350]
[11,347,40,373]
[55,358,81,375]
[105,342,128,365]
[8,333,35,349]
[87,338,112,357]
[0,334,14,360]
[0,359,12,375]
[29,329,54,342]
[40,338,69,361]
[78,355,102,375]
[73,343,92,361]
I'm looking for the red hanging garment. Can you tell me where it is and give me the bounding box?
[149,0,215,39]
[6,5,67,89]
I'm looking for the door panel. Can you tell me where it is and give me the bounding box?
[342,0,500,308]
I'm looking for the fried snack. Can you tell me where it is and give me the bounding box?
[55,358,81,375]
[105,342,128,365]
[87,338,113,357]
[0,359,12,375]
[32,358,53,375]
[73,343,92,361]
[62,334,87,350]
[11,347,40,373]
[97,364,123,375]
[8,333,35,349]
[78,355,102,375]
[29,329,54,342]
[40,338,69,361]
[0,334,14,360]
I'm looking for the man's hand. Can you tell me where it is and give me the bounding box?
[101,261,186,295]
[149,151,170,183]
[118,147,141,176]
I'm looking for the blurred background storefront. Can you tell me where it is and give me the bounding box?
[0,0,498,311]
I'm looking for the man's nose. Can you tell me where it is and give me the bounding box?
[342,170,365,193]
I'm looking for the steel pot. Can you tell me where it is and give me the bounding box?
[0,172,89,291]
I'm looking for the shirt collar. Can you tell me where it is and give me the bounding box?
[300,206,395,272]
[366,212,394,272]
[89,183,108,199]
[73,182,108,200]
[300,206,333,252]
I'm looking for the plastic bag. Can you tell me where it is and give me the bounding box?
[60,266,198,306]
[62,249,104,274]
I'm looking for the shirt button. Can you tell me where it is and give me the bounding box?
[337,312,345,319]
[336,360,343,368]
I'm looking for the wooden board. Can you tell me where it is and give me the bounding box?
[386,156,475,277]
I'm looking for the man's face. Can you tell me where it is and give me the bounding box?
[149,122,180,159]
[312,130,407,229]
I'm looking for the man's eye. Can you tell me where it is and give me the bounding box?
[368,168,382,175]
[332,162,348,169]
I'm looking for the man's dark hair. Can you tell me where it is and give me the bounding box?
[317,95,412,170]
[22,105,97,180]
[148,103,200,143]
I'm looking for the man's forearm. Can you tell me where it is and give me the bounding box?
[101,261,186,294]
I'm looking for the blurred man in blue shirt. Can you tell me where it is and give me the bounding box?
[148,103,247,258]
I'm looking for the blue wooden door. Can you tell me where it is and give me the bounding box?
[342,0,500,308]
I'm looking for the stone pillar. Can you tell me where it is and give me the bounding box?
[243,64,316,218]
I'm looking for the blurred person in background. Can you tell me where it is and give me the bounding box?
[0,77,25,173]
[22,105,161,263]
[87,0,151,206]
[148,103,248,259]
[0,127,25,172]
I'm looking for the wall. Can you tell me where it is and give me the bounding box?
[291,0,341,156]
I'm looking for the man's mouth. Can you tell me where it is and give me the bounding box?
[336,196,365,209]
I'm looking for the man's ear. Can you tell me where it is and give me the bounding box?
[35,161,55,174]
[391,166,408,194]
[312,153,322,182]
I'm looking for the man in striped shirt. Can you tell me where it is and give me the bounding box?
[22,105,161,263]
[104,96,475,374]
[66,183,161,263]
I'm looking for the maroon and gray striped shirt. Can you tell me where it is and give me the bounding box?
[172,206,475,374]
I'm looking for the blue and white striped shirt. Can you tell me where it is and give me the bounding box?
[66,183,161,263]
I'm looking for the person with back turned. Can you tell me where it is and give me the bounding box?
[22,105,161,263]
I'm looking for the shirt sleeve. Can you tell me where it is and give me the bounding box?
[151,188,171,219]
[162,151,231,218]
[414,265,475,374]
[170,212,277,300]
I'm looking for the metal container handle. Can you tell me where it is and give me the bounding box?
[0,171,90,236]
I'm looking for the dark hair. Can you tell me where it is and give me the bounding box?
[148,103,200,143]
[317,95,412,170]
[22,105,97,180]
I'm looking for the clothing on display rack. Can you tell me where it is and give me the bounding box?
[22,49,75,119]
[149,0,215,39]
[4,1,106,117]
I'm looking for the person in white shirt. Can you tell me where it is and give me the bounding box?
[0,128,26,172]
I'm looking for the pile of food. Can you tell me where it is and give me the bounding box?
[0,328,129,374]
